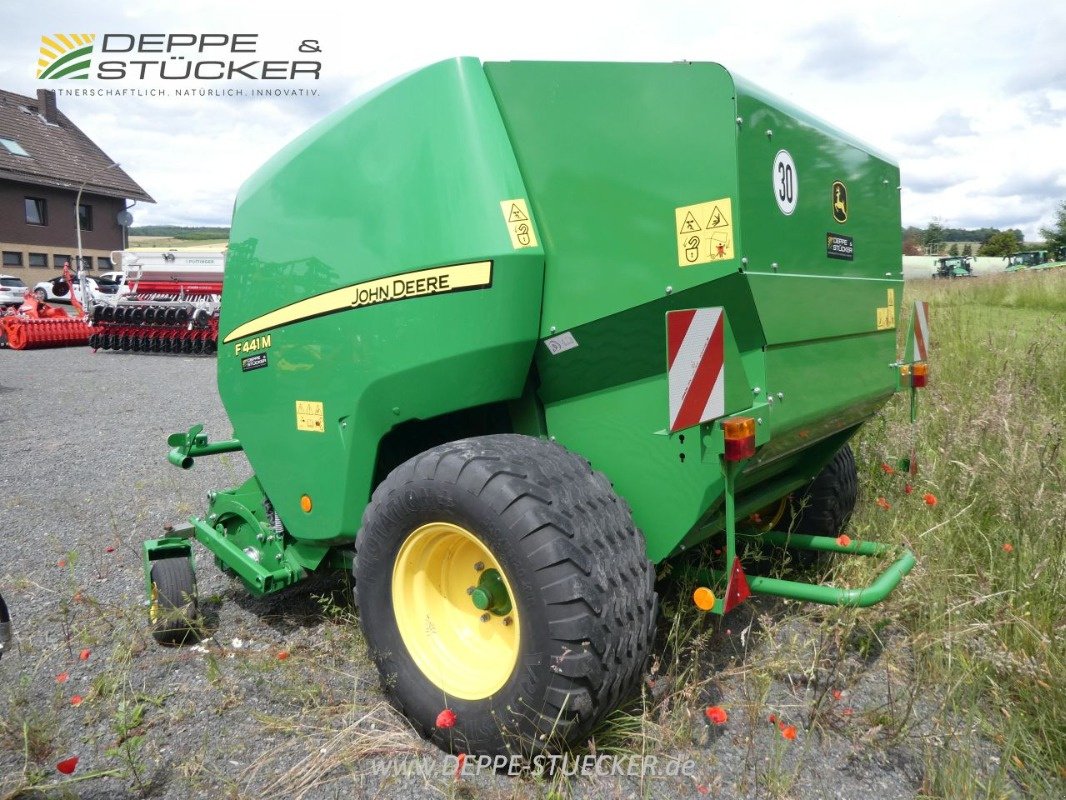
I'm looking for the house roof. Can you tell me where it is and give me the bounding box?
[0,89,153,202]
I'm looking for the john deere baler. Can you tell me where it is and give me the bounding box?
[147,59,925,756]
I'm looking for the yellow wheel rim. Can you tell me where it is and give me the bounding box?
[392,522,520,700]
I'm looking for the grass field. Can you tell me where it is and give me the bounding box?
[868,270,1065,796]
[127,235,229,250]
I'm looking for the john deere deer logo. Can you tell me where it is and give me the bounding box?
[832,181,848,224]
[37,34,96,80]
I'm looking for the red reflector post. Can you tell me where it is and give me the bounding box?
[722,416,756,462]
[911,362,928,388]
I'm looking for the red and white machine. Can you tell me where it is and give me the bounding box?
[89,249,225,354]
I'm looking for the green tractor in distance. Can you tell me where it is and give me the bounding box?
[145,59,927,757]
[1005,250,1049,271]
[932,255,975,279]
[1004,249,1066,272]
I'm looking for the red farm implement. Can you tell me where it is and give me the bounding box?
[89,250,225,355]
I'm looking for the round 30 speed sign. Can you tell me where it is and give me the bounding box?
[772,149,797,215]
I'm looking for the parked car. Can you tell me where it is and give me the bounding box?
[33,275,118,304]
[0,275,27,307]
[97,271,132,296]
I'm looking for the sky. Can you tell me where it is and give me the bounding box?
[3,1,1064,238]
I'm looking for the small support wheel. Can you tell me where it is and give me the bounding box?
[149,557,200,645]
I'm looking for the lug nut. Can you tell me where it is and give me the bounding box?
[466,586,476,595]
[474,561,485,572]
[480,613,491,623]
[502,617,513,627]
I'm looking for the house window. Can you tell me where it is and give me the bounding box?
[0,138,29,156]
[98,256,113,270]
[53,254,72,268]
[28,253,48,268]
[2,252,23,267]
[25,197,47,225]
[75,255,93,270]
[78,203,93,231]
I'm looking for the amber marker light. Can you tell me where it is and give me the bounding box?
[911,362,928,388]
[300,495,313,512]
[693,587,716,611]
[722,416,756,462]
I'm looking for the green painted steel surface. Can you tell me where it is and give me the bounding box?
[217,58,543,545]
[485,61,902,560]
[203,58,904,573]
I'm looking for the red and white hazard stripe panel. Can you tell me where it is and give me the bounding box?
[667,308,725,433]
[913,301,929,361]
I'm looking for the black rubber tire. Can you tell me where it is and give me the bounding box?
[149,557,199,645]
[355,434,658,756]
[789,444,859,538]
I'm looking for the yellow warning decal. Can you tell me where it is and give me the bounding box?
[500,199,538,249]
[296,400,325,433]
[876,288,896,330]
[223,260,493,344]
[675,198,735,267]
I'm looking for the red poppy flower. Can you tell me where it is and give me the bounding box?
[56,672,69,684]
[831,689,843,701]
[842,707,854,717]
[923,493,937,506]
[904,483,914,494]
[876,497,891,510]
[880,463,895,475]
[70,695,83,707]
[79,649,90,661]
[1002,542,1014,553]
[781,724,797,740]
[697,786,710,795]
[105,546,115,553]
[277,651,290,661]
[436,709,457,729]
[768,713,777,724]
[57,559,66,568]
[704,705,728,725]
[56,756,79,774]
[454,752,466,778]
[836,535,851,548]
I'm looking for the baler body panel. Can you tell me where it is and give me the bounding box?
[485,62,902,561]
[216,58,902,563]
[217,57,543,543]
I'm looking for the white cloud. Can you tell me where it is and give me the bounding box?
[2,0,1064,237]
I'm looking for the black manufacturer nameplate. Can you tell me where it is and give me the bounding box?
[242,353,268,372]
[826,232,854,261]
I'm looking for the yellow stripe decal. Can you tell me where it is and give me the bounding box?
[223,260,493,344]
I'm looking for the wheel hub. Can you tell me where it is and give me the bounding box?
[392,522,520,700]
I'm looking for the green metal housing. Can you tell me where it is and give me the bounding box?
[160,58,910,598]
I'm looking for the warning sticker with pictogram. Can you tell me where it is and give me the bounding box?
[876,287,896,331]
[666,307,726,432]
[675,198,734,267]
[500,199,538,249]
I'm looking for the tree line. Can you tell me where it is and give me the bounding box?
[903,203,1066,257]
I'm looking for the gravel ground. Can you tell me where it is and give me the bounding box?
[0,347,1006,799]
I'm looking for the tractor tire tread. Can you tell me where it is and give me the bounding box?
[356,434,657,754]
